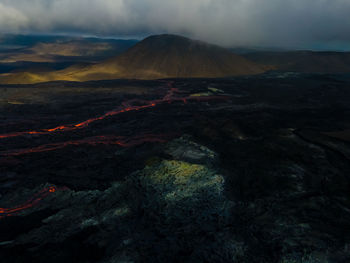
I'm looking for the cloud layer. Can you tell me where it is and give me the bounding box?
[0,0,349,48]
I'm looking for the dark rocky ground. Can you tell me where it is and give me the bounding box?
[0,73,350,262]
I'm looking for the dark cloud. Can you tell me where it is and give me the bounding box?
[0,0,349,49]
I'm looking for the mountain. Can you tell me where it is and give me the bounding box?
[0,35,268,84]
[244,51,350,73]
[91,34,269,79]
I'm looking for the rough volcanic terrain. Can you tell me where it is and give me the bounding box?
[1,73,350,262]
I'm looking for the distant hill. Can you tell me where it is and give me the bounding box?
[0,37,138,63]
[0,34,137,52]
[95,34,269,79]
[244,51,350,73]
[0,34,69,49]
[0,34,268,84]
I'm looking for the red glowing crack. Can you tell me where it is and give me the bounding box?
[0,186,67,219]
[0,134,174,157]
[0,81,230,219]
[0,103,158,138]
[0,82,229,140]
[0,134,173,219]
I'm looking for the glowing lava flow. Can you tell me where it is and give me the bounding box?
[0,81,230,219]
[0,186,66,219]
[0,134,174,157]
[0,134,173,219]
[0,83,173,139]
[0,82,229,140]
[0,103,158,139]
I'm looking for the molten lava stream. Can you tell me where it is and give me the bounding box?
[0,134,175,157]
[0,102,158,139]
[0,81,229,140]
[0,133,174,219]
[0,186,66,219]
[0,80,230,220]
[0,82,174,139]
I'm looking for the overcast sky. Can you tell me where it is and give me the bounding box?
[0,0,349,49]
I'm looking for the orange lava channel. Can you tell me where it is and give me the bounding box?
[0,186,64,219]
[0,82,230,219]
[0,82,229,140]
[0,103,158,139]
[0,134,173,157]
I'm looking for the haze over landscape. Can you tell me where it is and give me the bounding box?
[1,1,350,263]
[1,0,350,50]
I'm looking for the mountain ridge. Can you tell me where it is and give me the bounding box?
[244,50,350,73]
